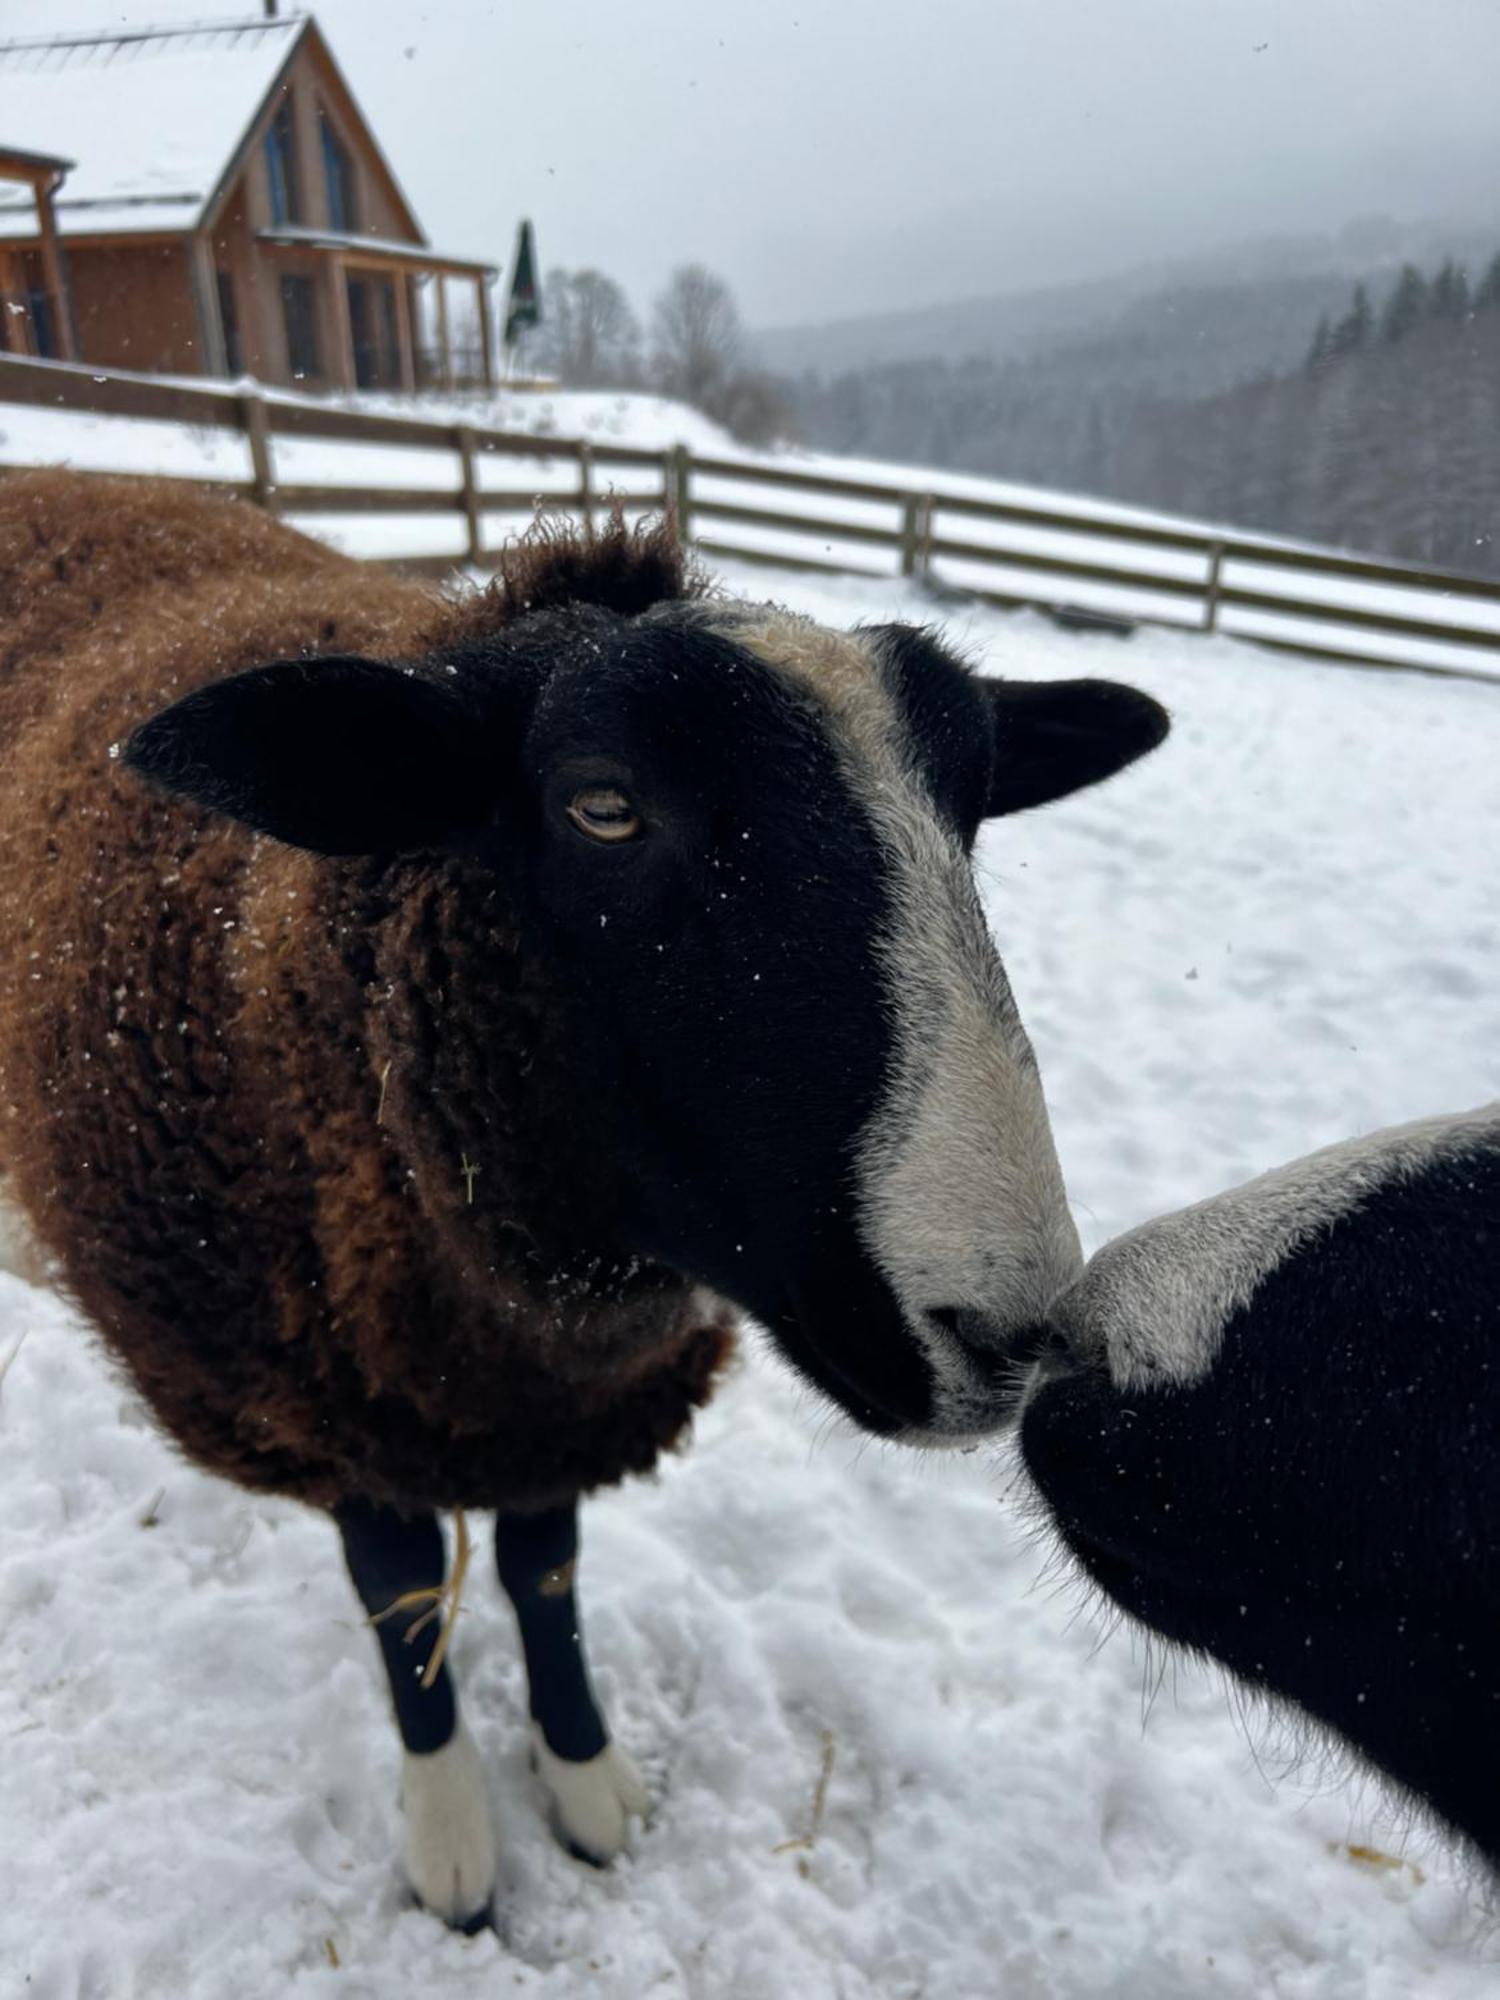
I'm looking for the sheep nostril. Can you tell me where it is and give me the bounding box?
[926,1307,1059,1373]
[925,1305,990,1353]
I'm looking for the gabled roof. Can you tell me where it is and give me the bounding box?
[0,16,424,247]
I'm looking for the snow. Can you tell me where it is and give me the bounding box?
[253,225,493,272]
[0,368,1495,680]
[2,555,1497,1997]
[0,19,301,238]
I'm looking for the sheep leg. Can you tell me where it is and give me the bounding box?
[495,1504,650,1866]
[336,1500,497,1931]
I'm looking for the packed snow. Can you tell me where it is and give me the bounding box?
[1,552,1496,1998]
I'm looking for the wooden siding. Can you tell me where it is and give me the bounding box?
[66,244,200,374]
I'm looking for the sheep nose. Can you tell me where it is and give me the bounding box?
[925,1306,1054,1369]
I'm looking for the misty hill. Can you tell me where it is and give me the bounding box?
[780,254,1500,580]
[753,218,1497,385]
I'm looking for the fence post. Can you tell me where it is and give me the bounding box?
[578,440,594,535]
[670,443,692,544]
[1204,540,1225,631]
[455,424,483,566]
[899,493,921,576]
[900,493,935,580]
[239,390,276,512]
[900,492,936,580]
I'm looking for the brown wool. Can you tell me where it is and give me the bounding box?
[0,473,734,1517]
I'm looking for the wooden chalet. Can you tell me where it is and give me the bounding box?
[0,13,498,392]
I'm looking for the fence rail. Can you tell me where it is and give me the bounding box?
[2,351,1497,684]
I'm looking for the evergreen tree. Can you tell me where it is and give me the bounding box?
[1473,252,1500,313]
[1327,284,1373,356]
[1379,264,1429,344]
[1431,260,1471,320]
[1306,314,1332,369]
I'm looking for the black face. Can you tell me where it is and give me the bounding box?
[127,595,1168,1438]
[504,611,930,1431]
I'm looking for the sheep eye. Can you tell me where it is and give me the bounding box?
[565,786,641,844]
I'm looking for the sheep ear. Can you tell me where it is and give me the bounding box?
[124,656,499,856]
[984,677,1169,817]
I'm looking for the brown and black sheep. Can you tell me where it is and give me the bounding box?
[0,469,1166,1927]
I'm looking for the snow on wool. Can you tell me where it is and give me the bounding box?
[1,562,1497,1998]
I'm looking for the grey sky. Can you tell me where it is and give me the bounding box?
[6,0,1499,327]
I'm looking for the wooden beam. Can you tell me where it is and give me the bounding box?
[434,275,452,392]
[32,173,75,361]
[240,390,277,510]
[455,424,483,562]
[274,482,462,514]
[392,270,416,393]
[476,276,495,390]
[0,351,243,424]
[188,233,229,376]
[325,252,356,390]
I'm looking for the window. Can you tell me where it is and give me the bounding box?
[25,289,59,360]
[18,255,60,358]
[320,110,358,233]
[264,100,300,227]
[279,273,319,380]
[216,269,242,376]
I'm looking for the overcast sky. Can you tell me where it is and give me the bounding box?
[6,0,1499,328]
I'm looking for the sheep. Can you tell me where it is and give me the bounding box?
[0,469,1167,1928]
[1021,1102,1500,1865]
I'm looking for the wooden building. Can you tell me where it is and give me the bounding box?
[0,145,75,360]
[0,15,497,392]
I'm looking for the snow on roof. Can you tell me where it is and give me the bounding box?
[258,223,496,277]
[0,17,301,240]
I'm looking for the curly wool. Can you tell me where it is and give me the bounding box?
[0,472,732,1515]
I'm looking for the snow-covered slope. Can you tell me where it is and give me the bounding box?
[5,368,1496,680]
[1,562,1497,1999]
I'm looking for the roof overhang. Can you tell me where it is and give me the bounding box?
[258,225,496,280]
[0,145,73,180]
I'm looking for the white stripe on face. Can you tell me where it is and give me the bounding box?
[722,610,1083,1434]
[1052,1101,1500,1393]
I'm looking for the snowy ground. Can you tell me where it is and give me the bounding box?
[4,369,1498,679]
[1,560,1497,1999]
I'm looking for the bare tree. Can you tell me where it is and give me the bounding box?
[650,264,744,406]
[647,264,792,444]
[534,268,642,387]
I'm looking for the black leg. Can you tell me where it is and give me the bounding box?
[335,1500,497,1928]
[336,1498,458,1755]
[494,1503,607,1763]
[496,1503,649,1864]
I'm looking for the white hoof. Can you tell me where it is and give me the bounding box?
[401,1724,498,1928]
[532,1728,651,1866]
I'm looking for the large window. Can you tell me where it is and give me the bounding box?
[279,273,319,380]
[320,111,358,233]
[264,100,300,227]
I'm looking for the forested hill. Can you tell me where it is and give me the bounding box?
[778,256,1500,578]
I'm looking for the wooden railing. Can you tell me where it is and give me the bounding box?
[2,351,1498,685]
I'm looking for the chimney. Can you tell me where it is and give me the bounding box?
[263,1,279,18]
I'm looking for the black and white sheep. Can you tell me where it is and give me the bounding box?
[1022,1102,1500,1864]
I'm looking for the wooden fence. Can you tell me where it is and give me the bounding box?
[2,351,1498,685]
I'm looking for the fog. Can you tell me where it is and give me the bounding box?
[6,0,1498,326]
